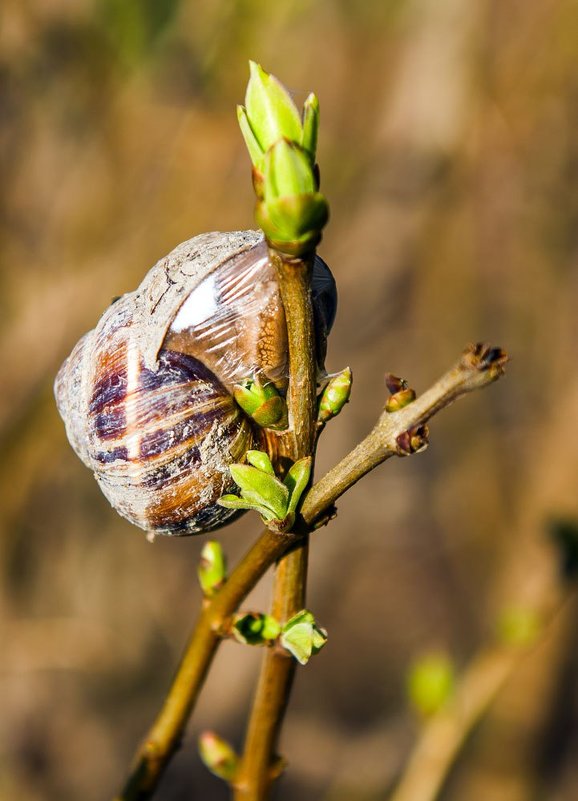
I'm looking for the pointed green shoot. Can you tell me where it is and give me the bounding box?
[302,92,319,160]
[237,104,265,169]
[197,541,227,597]
[244,61,303,154]
[199,731,239,781]
[284,457,312,518]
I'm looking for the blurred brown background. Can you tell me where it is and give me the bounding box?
[2,1,578,799]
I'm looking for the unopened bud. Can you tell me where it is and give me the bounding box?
[396,425,429,455]
[198,731,239,781]
[232,612,281,645]
[198,541,227,597]
[385,388,416,413]
[318,367,352,423]
[385,373,407,394]
[280,609,327,665]
[234,376,288,430]
[407,652,455,717]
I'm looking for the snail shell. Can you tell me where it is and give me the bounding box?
[55,231,336,536]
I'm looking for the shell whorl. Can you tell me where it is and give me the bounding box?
[55,229,336,536]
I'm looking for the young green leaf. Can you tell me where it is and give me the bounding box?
[228,464,289,520]
[284,457,312,517]
[237,104,265,168]
[301,92,319,160]
[245,450,275,475]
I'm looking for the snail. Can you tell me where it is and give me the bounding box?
[55,230,336,536]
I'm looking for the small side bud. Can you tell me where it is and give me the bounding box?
[407,651,455,718]
[318,367,352,423]
[199,731,239,781]
[280,609,327,665]
[232,612,281,645]
[198,541,227,598]
[385,388,416,413]
[234,377,288,430]
[396,424,429,455]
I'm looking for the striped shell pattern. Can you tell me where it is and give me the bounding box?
[55,231,336,536]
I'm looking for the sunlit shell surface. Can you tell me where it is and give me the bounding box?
[55,230,336,536]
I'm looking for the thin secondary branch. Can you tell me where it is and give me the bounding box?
[113,343,507,801]
[388,596,573,801]
[233,252,318,801]
[302,344,507,523]
[114,529,292,801]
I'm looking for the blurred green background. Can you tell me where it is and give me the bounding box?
[2,1,578,799]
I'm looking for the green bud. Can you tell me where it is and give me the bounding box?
[280,609,327,665]
[234,377,288,430]
[318,367,353,423]
[497,606,541,647]
[198,731,239,781]
[197,541,227,597]
[232,612,282,645]
[407,652,455,717]
[237,62,329,256]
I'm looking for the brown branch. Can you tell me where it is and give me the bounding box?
[114,529,292,801]
[302,343,507,524]
[113,343,507,801]
[233,251,317,801]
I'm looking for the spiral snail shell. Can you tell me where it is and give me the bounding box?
[55,230,336,536]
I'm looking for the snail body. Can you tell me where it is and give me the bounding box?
[55,231,336,536]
